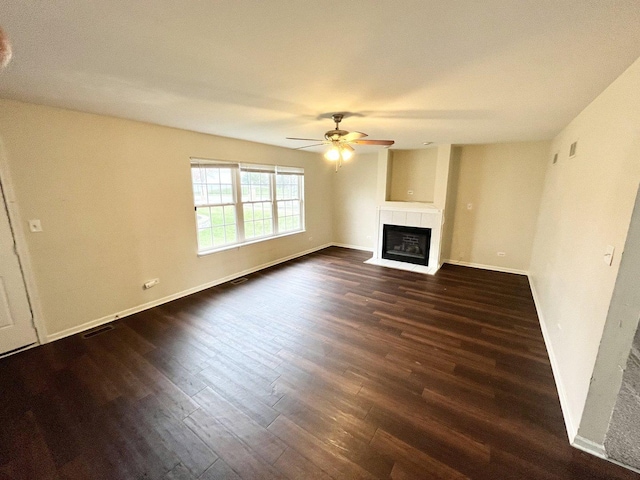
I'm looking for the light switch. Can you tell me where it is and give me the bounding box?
[467,203,473,210]
[604,245,614,266]
[28,219,42,232]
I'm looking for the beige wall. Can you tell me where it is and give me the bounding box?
[444,142,549,272]
[529,56,640,441]
[332,153,378,250]
[388,148,438,202]
[0,99,333,338]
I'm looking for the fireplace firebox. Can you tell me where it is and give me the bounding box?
[382,224,431,266]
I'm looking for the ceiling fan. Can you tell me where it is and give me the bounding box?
[286,113,394,171]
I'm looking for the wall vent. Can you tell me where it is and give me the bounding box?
[82,324,115,338]
[569,141,578,158]
[230,277,248,285]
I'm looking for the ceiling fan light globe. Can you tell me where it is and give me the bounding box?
[340,148,353,161]
[324,148,340,161]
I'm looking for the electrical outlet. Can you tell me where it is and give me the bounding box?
[466,203,473,210]
[407,190,414,196]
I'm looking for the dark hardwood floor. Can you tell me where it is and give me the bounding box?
[1,247,637,479]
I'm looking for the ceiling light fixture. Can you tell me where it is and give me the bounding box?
[287,113,394,172]
[324,143,354,171]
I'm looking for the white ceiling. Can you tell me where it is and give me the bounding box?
[1,1,640,151]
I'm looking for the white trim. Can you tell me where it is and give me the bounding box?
[46,242,332,342]
[572,435,640,475]
[0,141,49,343]
[444,259,528,276]
[572,435,606,457]
[331,243,373,252]
[529,275,577,442]
[198,229,306,256]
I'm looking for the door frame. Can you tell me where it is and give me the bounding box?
[0,139,47,345]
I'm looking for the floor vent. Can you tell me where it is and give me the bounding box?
[230,277,248,285]
[82,324,115,339]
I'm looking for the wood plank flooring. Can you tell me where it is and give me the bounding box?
[1,246,637,479]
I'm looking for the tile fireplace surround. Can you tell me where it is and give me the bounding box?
[366,203,444,275]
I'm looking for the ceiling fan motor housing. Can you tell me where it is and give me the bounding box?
[325,129,349,141]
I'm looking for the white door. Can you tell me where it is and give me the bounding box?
[0,184,37,355]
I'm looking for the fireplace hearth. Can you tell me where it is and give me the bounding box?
[382,224,431,266]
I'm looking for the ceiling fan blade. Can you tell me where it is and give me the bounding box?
[286,137,325,142]
[342,131,368,142]
[293,143,327,150]
[352,139,395,146]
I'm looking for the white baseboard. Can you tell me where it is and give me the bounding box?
[572,435,640,475]
[572,435,606,457]
[46,243,333,342]
[331,243,374,252]
[443,259,528,275]
[528,275,577,442]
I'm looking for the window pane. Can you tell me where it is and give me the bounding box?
[212,226,226,246]
[192,168,204,183]
[221,184,234,204]
[207,185,221,205]
[196,207,211,229]
[241,185,250,202]
[255,205,264,220]
[198,228,213,249]
[211,206,224,226]
[264,220,273,235]
[224,205,236,225]
[255,221,264,237]
[205,168,220,184]
[245,222,255,238]
[225,224,237,242]
[244,204,254,221]
[193,184,206,205]
[220,169,232,184]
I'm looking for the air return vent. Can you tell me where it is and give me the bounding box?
[230,277,248,285]
[82,324,115,338]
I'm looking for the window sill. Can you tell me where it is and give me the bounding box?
[197,229,306,257]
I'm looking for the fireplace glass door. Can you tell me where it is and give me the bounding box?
[382,225,431,266]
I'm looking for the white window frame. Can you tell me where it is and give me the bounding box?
[190,159,305,255]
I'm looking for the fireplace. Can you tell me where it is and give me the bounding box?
[366,204,443,275]
[382,224,431,266]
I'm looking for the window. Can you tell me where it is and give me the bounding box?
[191,159,304,254]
